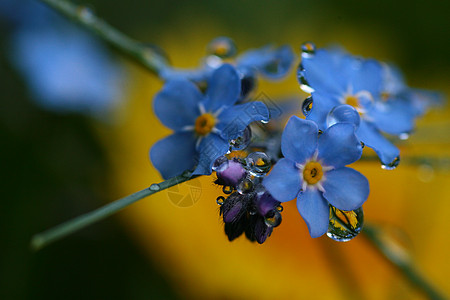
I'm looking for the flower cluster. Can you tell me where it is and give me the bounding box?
[151,40,441,243]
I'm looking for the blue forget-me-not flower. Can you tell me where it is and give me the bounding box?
[160,37,295,99]
[5,0,124,117]
[298,46,421,167]
[263,116,369,238]
[150,64,270,179]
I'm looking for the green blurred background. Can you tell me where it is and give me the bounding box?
[1,0,449,299]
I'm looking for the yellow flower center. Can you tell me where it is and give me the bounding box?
[345,95,359,108]
[381,91,390,101]
[195,113,216,136]
[303,161,323,185]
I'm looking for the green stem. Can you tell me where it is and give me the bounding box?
[39,0,168,75]
[31,172,199,251]
[362,224,446,300]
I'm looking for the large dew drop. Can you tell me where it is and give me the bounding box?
[327,206,364,242]
[245,152,271,176]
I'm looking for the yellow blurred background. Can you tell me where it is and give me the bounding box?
[2,0,449,299]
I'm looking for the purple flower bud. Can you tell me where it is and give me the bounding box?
[256,192,280,216]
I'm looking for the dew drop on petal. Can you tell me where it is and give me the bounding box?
[302,96,313,117]
[222,185,233,194]
[298,73,315,94]
[216,196,225,206]
[301,42,316,57]
[381,156,400,170]
[212,156,229,172]
[276,205,283,212]
[245,152,271,176]
[399,132,410,140]
[77,5,95,24]
[326,104,360,129]
[264,210,282,227]
[248,205,257,215]
[206,37,237,59]
[230,126,252,151]
[149,184,160,191]
[327,206,364,242]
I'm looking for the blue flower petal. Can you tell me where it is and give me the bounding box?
[368,99,415,136]
[281,116,318,163]
[296,189,329,238]
[263,158,302,203]
[402,89,444,116]
[350,59,383,95]
[322,167,369,211]
[203,64,240,112]
[153,80,202,130]
[237,45,295,79]
[318,123,362,168]
[159,66,210,82]
[216,101,269,140]
[193,134,230,175]
[299,48,349,95]
[357,121,400,166]
[306,91,341,130]
[150,132,197,179]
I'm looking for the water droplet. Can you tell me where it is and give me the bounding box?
[206,37,237,59]
[381,156,400,170]
[301,42,316,57]
[276,205,283,212]
[399,132,410,140]
[222,185,233,194]
[245,152,271,176]
[327,206,364,242]
[77,6,95,24]
[230,126,252,151]
[417,164,434,182]
[248,206,257,215]
[298,74,315,94]
[264,210,282,227]
[149,184,160,191]
[216,196,225,206]
[237,178,254,194]
[239,70,257,100]
[326,104,360,129]
[302,96,313,117]
[212,156,229,172]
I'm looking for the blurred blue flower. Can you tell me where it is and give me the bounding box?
[5,0,124,117]
[379,63,444,118]
[298,46,416,166]
[150,64,269,179]
[263,116,369,238]
[160,37,295,99]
